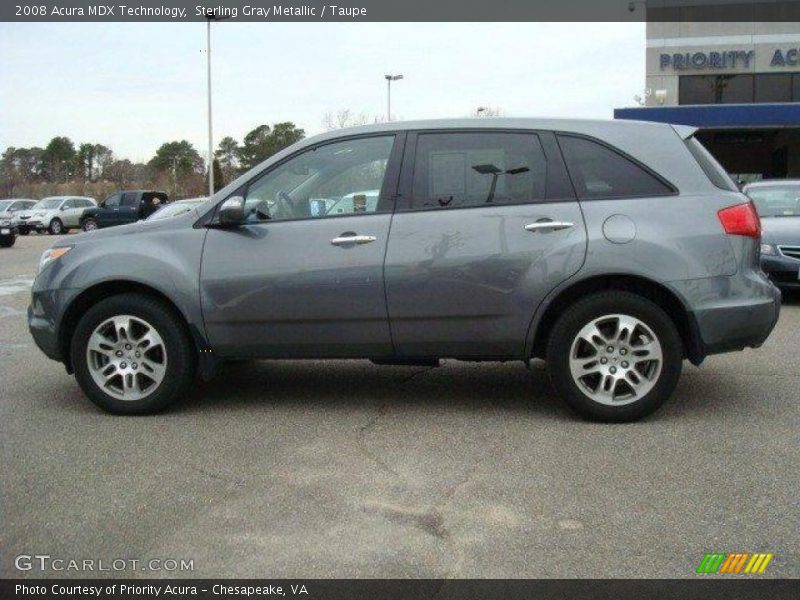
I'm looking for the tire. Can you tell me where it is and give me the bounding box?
[82,218,97,232]
[546,291,682,422]
[0,236,15,248]
[71,293,197,414]
[19,229,29,235]
[49,218,63,235]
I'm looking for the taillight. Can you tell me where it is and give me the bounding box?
[717,201,761,238]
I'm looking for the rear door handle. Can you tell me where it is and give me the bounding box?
[524,221,574,233]
[330,235,377,246]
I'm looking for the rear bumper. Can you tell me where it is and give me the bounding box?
[687,276,781,359]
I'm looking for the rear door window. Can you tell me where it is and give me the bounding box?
[557,134,675,200]
[121,192,139,207]
[407,132,547,210]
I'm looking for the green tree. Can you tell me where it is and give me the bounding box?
[214,136,239,175]
[237,122,304,170]
[212,158,225,193]
[148,140,204,176]
[41,136,76,182]
[93,144,114,179]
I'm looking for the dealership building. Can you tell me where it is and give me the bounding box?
[615,20,800,180]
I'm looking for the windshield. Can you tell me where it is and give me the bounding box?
[746,185,800,218]
[146,200,202,221]
[37,198,64,209]
[0,200,13,211]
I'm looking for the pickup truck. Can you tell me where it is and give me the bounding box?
[80,190,169,231]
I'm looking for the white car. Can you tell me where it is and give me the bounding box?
[15,196,97,235]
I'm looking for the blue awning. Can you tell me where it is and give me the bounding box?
[614,103,800,128]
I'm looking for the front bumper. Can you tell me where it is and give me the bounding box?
[16,219,43,232]
[761,254,800,289]
[0,224,17,237]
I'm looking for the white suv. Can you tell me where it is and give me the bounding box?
[15,196,96,235]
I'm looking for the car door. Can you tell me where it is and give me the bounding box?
[200,133,405,358]
[384,129,587,358]
[118,192,140,224]
[62,198,83,227]
[97,193,122,227]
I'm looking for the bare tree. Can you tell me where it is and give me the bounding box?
[471,106,505,118]
[322,109,384,130]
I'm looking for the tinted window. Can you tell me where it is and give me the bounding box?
[684,137,738,191]
[409,132,546,210]
[754,73,793,103]
[558,135,674,199]
[121,192,139,207]
[104,194,121,208]
[679,74,754,104]
[245,135,395,222]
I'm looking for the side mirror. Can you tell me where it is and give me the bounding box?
[218,196,245,226]
[60,206,67,211]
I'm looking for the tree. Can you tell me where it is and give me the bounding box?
[148,140,204,176]
[322,109,380,130]
[211,158,225,193]
[41,136,76,182]
[105,159,136,187]
[75,143,96,180]
[214,136,239,177]
[237,123,304,171]
[93,144,114,179]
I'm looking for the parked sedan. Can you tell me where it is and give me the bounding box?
[145,197,207,221]
[744,180,800,290]
[15,196,97,235]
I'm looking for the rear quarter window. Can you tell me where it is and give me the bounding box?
[557,134,675,200]
[684,137,738,192]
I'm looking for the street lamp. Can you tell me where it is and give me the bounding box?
[204,11,231,197]
[384,74,403,122]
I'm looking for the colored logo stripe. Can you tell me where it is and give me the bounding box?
[697,552,773,574]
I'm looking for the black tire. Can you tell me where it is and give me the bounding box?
[82,218,97,232]
[0,236,15,248]
[71,293,197,414]
[49,218,64,235]
[19,229,29,235]
[546,291,682,422]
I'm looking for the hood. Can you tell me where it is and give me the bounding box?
[67,208,201,245]
[761,217,800,246]
[14,208,39,218]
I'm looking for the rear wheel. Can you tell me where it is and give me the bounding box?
[71,294,197,414]
[49,218,63,235]
[546,291,682,422]
[82,218,97,232]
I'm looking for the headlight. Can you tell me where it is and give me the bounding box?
[34,212,45,218]
[38,246,72,273]
[760,243,776,256]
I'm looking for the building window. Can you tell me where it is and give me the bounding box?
[754,73,796,103]
[679,74,754,105]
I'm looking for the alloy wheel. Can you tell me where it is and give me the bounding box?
[568,313,663,406]
[86,315,168,401]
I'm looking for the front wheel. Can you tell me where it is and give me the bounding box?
[546,291,682,422]
[0,236,15,248]
[71,294,197,414]
[49,218,63,235]
[82,218,97,232]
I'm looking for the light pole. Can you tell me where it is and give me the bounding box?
[205,12,230,197]
[385,74,403,122]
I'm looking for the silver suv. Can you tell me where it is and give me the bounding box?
[28,119,780,421]
[15,196,97,235]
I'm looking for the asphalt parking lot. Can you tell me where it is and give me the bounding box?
[1,233,798,579]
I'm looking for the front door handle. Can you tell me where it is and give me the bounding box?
[524,221,574,233]
[331,234,377,246]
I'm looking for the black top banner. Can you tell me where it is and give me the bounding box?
[2,0,800,22]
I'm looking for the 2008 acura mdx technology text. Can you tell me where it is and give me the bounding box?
[28,119,781,421]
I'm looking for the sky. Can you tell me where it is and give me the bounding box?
[0,22,645,163]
